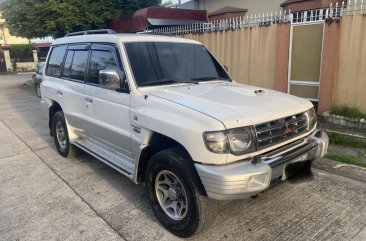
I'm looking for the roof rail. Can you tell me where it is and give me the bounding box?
[65,29,116,37]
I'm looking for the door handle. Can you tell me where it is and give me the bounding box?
[85,97,93,103]
[57,90,63,96]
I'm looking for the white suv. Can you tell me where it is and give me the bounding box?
[41,30,328,237]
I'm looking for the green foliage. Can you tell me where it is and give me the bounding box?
[160,0,173,6]
[328,132,366,149]
[326,153,366,168]
[329,105,366,119]
[2,0,161,38]
[9,44,37,54]
[11,60,17,72]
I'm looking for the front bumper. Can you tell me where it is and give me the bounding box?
[195,130,328,200]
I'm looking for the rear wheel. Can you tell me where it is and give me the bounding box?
[146,148,217,238]
[52,111,79,158]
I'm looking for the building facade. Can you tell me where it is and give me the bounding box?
[0,17,30,46]
[0,14,40,71]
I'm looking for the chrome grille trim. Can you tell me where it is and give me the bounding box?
[254,112,309,149]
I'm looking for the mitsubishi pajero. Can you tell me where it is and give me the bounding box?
[41,30,328,237]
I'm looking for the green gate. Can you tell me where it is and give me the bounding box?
[288,22,324,102]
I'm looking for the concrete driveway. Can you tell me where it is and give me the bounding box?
[0,74,365,241]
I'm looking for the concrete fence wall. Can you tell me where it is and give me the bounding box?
[318,15,366,113]
[333,15,366,113]
[3,49,38,72]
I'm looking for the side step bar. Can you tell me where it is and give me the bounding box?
[73,138,134,178]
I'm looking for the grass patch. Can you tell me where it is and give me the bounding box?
[328,132,366,149]
[329,105,366,119]
[326,153,366,168]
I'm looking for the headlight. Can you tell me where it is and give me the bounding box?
[227,127,254,155]
[203,131,228,153]
[203,127,255,155]
[306,108,317,130]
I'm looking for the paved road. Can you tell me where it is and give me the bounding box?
[0,74,365,241]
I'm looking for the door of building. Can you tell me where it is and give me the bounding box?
[288,22,324,103]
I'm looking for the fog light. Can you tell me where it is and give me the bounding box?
[248,173,268,190]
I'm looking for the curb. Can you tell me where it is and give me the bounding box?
[313,158,366,183]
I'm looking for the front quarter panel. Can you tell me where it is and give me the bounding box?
[130,90,228,165]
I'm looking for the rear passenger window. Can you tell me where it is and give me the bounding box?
[88,50,118,84]
[46,45,67,77]
[69,50,89,81]
[62,50,74,78]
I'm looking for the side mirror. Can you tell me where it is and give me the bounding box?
[99,69,124,90]
[224,65,229,72]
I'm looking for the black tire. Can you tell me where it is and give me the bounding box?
[52,111,79,158]
[145,148,217,238]
[34,83,41,98]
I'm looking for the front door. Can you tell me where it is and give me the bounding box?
[83,44,132,158]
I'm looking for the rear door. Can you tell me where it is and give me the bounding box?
[44,45,67,107]
[60,44,90,134]
[83,44,132,157]
[44,44,88,137]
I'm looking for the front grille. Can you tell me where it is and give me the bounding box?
[255,112,308,149]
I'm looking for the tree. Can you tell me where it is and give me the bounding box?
[160,0,174,7]
[1,0,161,38]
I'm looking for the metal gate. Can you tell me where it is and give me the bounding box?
[288,21,324,102]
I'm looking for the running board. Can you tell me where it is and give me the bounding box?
[74,138,135,178]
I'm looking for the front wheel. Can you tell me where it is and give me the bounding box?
[146,148,217,238]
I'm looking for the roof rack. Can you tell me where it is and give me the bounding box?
[65,29,116,37]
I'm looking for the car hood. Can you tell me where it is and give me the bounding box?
[147,81,313,129]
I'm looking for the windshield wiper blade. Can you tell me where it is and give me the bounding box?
[190,76,230,82]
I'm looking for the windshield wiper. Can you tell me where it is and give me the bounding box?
[139,79,195,87]
[190,76,231,82]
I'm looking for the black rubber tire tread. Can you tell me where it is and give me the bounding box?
[145,147,217,238]
[52,111,80,158]
[34,83,41,98]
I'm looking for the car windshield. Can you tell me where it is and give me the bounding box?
[124,42,231,87]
